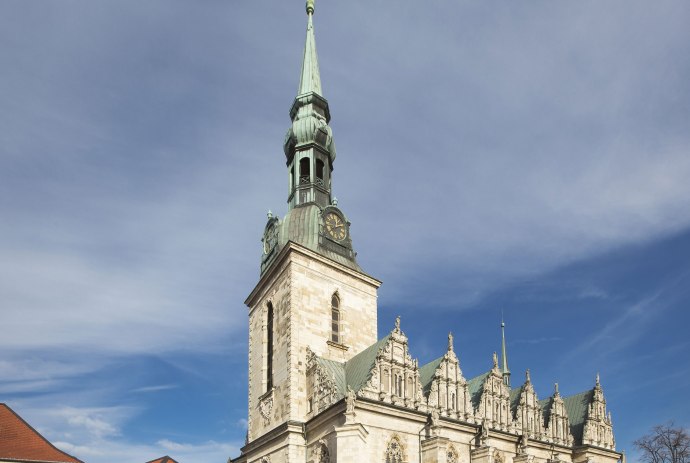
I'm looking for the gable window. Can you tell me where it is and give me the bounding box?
[330,294,340,343]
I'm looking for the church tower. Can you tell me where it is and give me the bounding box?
[243,0,381,456]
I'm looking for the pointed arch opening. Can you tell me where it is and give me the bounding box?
[385,436,406,463]
[266,302,274,391]
[330,293,340,343]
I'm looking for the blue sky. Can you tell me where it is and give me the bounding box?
[1,1,689,462]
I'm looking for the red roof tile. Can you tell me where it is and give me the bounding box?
[0,403,83,463]
[145,456,179,463]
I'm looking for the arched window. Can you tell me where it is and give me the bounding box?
[330,294,340,343]
[385,436,405,463]
[316,159,325,186]
[266,302,274,391]
[299,157,310,184]
[396,374,403,397]
[450,391,456,410]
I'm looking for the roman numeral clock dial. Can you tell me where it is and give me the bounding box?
[324,212,347,241]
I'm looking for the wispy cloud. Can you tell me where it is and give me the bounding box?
[130,384,179,394]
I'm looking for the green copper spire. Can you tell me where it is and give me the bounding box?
[283,0,336,210]
[501,316,511,387]
[298,1,322,97]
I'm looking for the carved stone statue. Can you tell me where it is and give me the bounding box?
[346,386,356,414]
[429,408,441,437]
[519,433,530,454]
[480,417,490,446]
[395,315,401,332]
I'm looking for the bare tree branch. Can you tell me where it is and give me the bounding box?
[635,422,690,463]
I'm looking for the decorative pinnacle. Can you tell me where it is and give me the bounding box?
[306,0,314,15]
[554,382,560,395]
[267,210,273,219]
[395,315,401,332]
[596,372,601,387]
[526,369,531,383]
[448,332,454,352]
[492,352,498,369]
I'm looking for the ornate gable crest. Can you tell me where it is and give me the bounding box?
[476,352,512,431]
[514,370,546,439]
[427,332,472,420]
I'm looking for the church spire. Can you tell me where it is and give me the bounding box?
[501,316,511,387]
[283,0,336,210]
[298,0,322,97]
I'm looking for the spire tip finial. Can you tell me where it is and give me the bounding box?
[306,0,315,15]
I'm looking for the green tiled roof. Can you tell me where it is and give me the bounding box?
[344,335,391,392]
[509,385,523,418]
[563,390,594,444]
[418,356,444,394]
[467,372,489,408]
[538,396,553,426]
[315,356,346,397]
[538,389,594,444]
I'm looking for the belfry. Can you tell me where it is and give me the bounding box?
[231,3,620,463]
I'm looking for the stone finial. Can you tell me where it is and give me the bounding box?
[332,197,338,206]
[448,332,454,352]
[525,369,531,383]
[554,382,560,396]
[306,0,315,15]
[395,315,401,332]
[596,372,601,387]
[492,351,498,368]
[267,210,273,219]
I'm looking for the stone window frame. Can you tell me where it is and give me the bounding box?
[330,292,341,344]
[265,301,275,392]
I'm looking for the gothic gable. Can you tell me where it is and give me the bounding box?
[512,370,546,439]
[422,333,473,421]
[475,353,512,431]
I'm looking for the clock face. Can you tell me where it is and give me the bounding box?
[324,212,347,241]
[263,223,277,254]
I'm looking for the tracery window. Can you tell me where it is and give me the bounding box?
[330,294,340,343]
[385,436,405,463]
[447,446,459,463]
